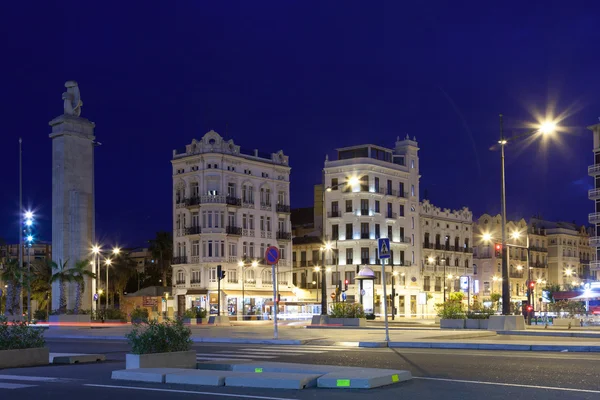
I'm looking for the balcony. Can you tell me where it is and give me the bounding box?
[226,226,242,235]
[530,246,548,252]
[589,212,600,224]
[385,189,397,196]
[532,262,548,268]
[242,200,255,209]
[360,233,370,239]
[226,196,242,206]
[276,231,291,240]
[422,242,433,249]
[590,261,600,271]
[398,237,411,244]
[276,204,291,213]
[185,196,201,207]
[588,164,600,176]
[589,189,600,200]
[328,211,341,218]
[509,270,524,279]
[385,212,397,219]
[360,209,369,216]
[260,202,272,211]
[172,256,188,264]
[590,236,600,247]
[184,226,201,235]
[398,191,409,199]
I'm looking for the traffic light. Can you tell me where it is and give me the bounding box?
[277,293,281,303]
[217,265,226,281]
[495,244,502,258]
[529,281,535,290]
[344,279,349,291]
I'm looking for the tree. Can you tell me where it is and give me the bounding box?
[149,232,173,287]
[111,253,137,308]
[1,259,22,316]
[50,259,74,312]
[70,259,96,314]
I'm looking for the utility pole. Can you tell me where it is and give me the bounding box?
[18,138,23,317]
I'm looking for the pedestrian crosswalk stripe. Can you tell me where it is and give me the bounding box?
[0,375,60,382]
[236,348,324,354]
[196,353,276,359]
[0,383,36,389]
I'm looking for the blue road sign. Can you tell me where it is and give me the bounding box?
[93,293,99,301]
[342,292,347,301]
[378,238,391,259]
[265,246,280,265]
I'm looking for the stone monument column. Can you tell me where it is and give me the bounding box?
[49,81,96,311]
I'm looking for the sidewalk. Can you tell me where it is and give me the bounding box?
[43,323,600,351]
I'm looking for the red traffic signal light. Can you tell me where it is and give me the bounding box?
[529,281,535,289]
[495,244,501,250]
[526,305,533,312]
[344,280,349,291]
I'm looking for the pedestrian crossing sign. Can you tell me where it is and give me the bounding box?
[378,238,390,259]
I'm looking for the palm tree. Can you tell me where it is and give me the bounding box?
[1,259,22,317]
[50,259,74,312]
[31,258,53,318]
[70,259,96,314]
[149,232,173,287]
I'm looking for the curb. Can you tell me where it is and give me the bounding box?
[497,330,600,339]
[388,342,600,352]
[192,338,308,345]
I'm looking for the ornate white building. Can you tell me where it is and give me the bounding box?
[420,200,474,310]
[170,131,293,317]
[588,121,600,278]
[322,136,422,317]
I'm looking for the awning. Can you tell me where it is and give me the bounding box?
[186,289,209,295]
[224,290,295,298]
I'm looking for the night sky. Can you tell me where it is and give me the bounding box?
[1,1,598,247]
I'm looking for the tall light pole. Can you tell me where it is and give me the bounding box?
[92,245,101,312]
[104,258,112,309]
[18,138,23,317]
[24,211,34,321]
[493,115,557,315]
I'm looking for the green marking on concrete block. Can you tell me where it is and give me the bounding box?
[336,379,350,387]
[255,368,263,373]
[392,374,399,383]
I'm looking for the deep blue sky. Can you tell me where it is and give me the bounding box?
[1,1,598,247]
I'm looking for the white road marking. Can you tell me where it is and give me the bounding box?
[395,348,600,361]
[84,384,297,400]
[196,353,276,359]
[235,348,324,354]
[414,377,600,394]
[0,383,36,389]
[0,375,60,382]
[196,357,253,361]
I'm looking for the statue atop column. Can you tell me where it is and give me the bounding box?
[62,80,83,117]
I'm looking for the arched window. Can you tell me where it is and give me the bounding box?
[245,269,255,282]
[176,270,185,285]
[262,269,272,285]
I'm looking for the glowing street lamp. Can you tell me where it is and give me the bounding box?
[482,233,492,242]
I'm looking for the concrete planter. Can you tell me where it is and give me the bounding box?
[49,314,91,327]
[0,347,49,368]
[553,318,581,327]
[183,318,202,325]
[125,350,197,369]
[440,319,465,329]
[465,319,490,329]
[311,316,366,326]
[487,315,525,331]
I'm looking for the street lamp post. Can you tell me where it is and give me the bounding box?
[493,115,557,315]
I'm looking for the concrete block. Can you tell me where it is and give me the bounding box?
[0,348,49,368]
[232,361,350,375]
[440,319,465,329]
[165,370,228,386]
[488,315,526,331]
[225,372,322,389]
[197,359,255,371]
[111,368,188,383]
[318,369,412,389]
[50,353,105,364]
[126,350,196,369]
[208,316,231,326]
[430,343,479,350]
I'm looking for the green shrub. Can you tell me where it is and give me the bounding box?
[125,318,192,355]
[328,302,365,318]
[0,316,45,350]
[184,307,206,319]
[33,309,47,321]
[50,309,91,315]
[130,308,150,322]
[103,308,127,321]
[435,300,466,319]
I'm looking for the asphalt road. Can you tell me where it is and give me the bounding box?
[1,339,599,400]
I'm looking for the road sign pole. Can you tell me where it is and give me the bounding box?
[381,258,390,342]
[272,263,278,339]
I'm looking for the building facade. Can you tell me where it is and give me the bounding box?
[170,131,292,317]
[322,135,422,317]
[473,215,548,303]
[420,200,474,310]
[588,121,600,278]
